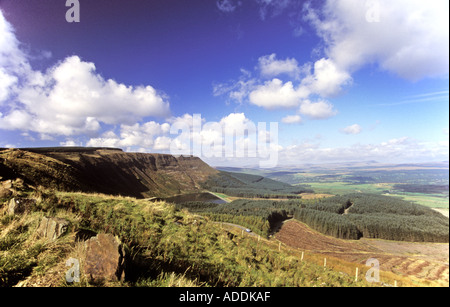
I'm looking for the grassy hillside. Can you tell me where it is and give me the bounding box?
[0,187,370,287]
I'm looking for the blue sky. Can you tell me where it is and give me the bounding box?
[0,0,448,167]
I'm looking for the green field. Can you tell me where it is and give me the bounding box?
[301,182,449,210]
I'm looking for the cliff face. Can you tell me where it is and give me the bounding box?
[0,148,218,198]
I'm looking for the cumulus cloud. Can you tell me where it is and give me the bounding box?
[299,99,337,119]
[215,54,345,120]
[249,79,303,109]
[215,52,342,121]
[304,0,449,80]
[281,115,302,124]
[0,11,170,139]
[341,124,362,135]
[0,55,170,137]
[86,120,171,149]
[220,112,256,136]
[85,112,281,168]
[258,53,301,79]
[0,11,30,105]
[215,0,448,124]
[0,68,17,103]
[300,58,352,98]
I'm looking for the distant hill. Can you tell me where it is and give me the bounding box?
[0,147,218,198]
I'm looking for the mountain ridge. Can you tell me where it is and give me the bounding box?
[0,147,218,198]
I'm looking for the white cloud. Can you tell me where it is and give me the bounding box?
[305,0,449,81]
[0,109,32,130]
[0,11,171,139]
[101,121,172,149]
[249,78,304,109]
[281,115,302,124]
[0,11,30,106]
[153,136,173,151]
[85,112,264,157]
[341,124,362,135]
[199,123,223,147]
[217,61,341,120]
[250,57,351,109]
[0,68,17,103]
[298,99,337,119]
[216,0,448,126]
[167,113,200,129]
[300,58,352,97]
[220,112,256,136]
[258,53,301,79]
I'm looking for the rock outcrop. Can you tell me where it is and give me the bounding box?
[84,233,126,283]
[36,217,70,241]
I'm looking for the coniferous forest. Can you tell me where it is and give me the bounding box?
[175,192,449,243]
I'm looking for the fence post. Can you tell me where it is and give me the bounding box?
[355,267,358,282]
[324,258,327,268]
[278,242,281,251]
[301,251,304,261]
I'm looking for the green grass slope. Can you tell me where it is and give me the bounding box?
[0,188,368,287]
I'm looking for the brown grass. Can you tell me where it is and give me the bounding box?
[275,219,449,287]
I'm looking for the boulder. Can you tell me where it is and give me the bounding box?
[36,216,70,241]
[84,233,126,283]
[7,198,36,215]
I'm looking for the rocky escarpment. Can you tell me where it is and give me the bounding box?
[0,149,86,192]
[0,147,218,198]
